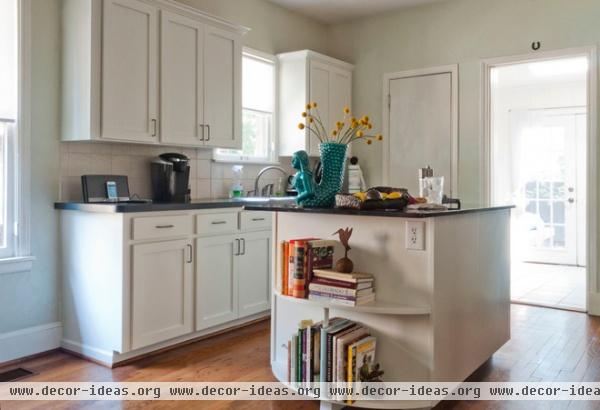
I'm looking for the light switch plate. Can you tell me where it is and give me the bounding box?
[405,221,425,250]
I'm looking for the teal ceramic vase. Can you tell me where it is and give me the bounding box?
[301,142,348,208]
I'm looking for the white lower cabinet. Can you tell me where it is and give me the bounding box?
[195,235,239,330]
[196,230,271,330]
[60,208,271,366]
[238,231,271,317]
[131,239,194,350]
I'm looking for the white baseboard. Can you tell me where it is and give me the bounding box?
[0,322,62,364]
[61,338,114,365]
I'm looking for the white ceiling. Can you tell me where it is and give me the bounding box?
[268,0,447,24]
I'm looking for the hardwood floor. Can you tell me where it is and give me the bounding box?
[1,305,600,410]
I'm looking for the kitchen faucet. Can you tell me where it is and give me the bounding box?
[252,166,288,197]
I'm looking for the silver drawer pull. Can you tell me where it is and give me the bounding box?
[155,224,174,229]
[211,221,227,225]
[252,217,266,221]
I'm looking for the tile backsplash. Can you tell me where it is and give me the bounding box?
[59,141,293,202]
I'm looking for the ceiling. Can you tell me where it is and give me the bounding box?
[267,0,447,24]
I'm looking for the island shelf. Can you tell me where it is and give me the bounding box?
[253,205,512,410]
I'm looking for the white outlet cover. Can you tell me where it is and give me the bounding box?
[405,221,425,250]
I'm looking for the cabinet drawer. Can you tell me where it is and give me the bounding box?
[132,215,192,240]
[240,211,272,231]
[196,212,239,236]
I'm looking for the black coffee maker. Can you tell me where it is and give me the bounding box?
[151,153,191,202]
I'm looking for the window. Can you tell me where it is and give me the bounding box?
[0,0,30,266]
[215,49,277,163]
[0,0,18,259]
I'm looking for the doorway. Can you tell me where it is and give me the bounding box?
[484,50,596,312]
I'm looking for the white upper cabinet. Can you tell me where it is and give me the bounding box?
[203,26,242,149]
[160,11,204,146]
[102,0,159,143]
[278,50,354,157]
[61,0,246,148]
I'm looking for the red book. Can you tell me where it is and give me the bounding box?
[311,277,373,290]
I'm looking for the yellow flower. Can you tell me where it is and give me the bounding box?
[311,102,318,108]
[351,122,358,129]
[332,130,338,136]
[343,106,350,114]
[301,112,307,117]
[367,123,373,130]
[308,117,314,123]
[337,121,344,130]
[298,123,305,130]
[366,139,373,145]
[351,117,357,123]
[306,104,312,110]
[356,130,364,137]
[363,115,370,122]
[377,134,383,141]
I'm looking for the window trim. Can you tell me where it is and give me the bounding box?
[213,47,279,164]
[0,0,32,270]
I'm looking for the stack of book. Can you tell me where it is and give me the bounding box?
[308,269,375,306]
[287,318,378,384]
[280,238,337,298]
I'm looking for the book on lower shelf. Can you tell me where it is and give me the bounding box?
[285,317,383,385]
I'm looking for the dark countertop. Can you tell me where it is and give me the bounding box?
[243,204,514,218]
[54,198,294,213]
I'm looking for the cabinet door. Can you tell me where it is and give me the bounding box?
[102,0,159,143]
[329,67,352,156]
[308,60,331,156]
[160,11,204,146]
[238,231,271,317]
[196,235,238,330]
[203,25,242,149]
[131,239,193,350]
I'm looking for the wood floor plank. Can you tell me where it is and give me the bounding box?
[1,306,600,409]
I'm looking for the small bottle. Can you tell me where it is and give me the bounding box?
[230,165,244,198]
[418,166,433,198]
[274,177,285,197]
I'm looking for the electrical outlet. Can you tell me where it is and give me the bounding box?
[405,221,425,250]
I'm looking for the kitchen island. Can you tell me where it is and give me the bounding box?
[245,204,513,410]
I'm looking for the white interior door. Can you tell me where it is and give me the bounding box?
[160,11,204,146]
[510,108,584,265]
[102,0,158,143]
[387,69,456,196]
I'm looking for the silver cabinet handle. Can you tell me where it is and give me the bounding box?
[252,217,265,221]
[235,239,240,256]
[568,198,575,203]
[186,244,193,263]
[240,238,246,255]
[152,119,157,137]
[211,220,227,225]
[156,224,174,229]
[206,124,210,142]
[199,124,205,141]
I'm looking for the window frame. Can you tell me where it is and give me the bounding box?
[0,0,33,273]
[213,47,279,164]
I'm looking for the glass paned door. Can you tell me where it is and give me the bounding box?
[511,108,584,265]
